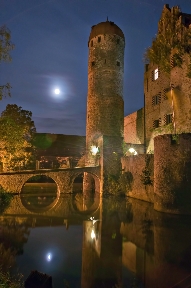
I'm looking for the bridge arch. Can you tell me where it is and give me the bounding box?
[21,174,60,196]
[20,175,59,213]
[71,171,100,194]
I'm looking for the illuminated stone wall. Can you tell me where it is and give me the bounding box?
[144,62,171,152]
[121,155,154,202]
[124,108,144,145]
[154,133,191,214]
[0,166,100,193]
[86,21,125,166]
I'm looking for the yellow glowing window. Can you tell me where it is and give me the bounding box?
[154,68,158,80]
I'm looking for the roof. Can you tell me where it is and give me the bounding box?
[88,20,125,43]
[33,133,86,157]
[25,270,52,288]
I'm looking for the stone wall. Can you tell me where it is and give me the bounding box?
[0,167,100,194]
[124,108,144,145]
[154,133,191,214]
[121,155,154,202]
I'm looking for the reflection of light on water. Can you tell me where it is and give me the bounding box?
[46,253,52,262]
[91,229,96,239]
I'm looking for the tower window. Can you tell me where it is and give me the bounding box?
[163,88,168,100]
[117,39,120,44]
[104,59,106,64]
[153,118,161,128]
[91,61,95,66]
[164,114,173,125]
[152,93,161,106]
[98,36,101,43]
[151,68,159,81]
[154,68,159,80]
[91,40,93,47]
[117,61,120,66]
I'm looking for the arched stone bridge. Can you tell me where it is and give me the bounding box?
[0,166,101,194]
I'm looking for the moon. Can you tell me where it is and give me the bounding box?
[54,88,60,95]
[46,252,52,262]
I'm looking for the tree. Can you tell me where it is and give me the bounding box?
[0,26,15,99]
[0,104,36,171]
[145,5,191,76]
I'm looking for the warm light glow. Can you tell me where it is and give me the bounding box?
[90,216,98,225]
[154,68,158,80]
[129,148,138,155]
[54,88,60,94]
[91,229,96,239]
[90,145,99,156]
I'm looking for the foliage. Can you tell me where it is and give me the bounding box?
[105,171,133,195]
[0,269,23,288]
[0,26,15,99]
[145,6,191,76]
[76,155,85,167]
[0,185,13,214]
[140,154,153,186]
[0,104,36,171]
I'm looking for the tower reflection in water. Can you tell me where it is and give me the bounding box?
[1,185,191,287]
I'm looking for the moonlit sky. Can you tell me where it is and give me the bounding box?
[0,0,191,135]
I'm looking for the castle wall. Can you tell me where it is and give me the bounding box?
[121,155,154,203]
[170,54,191,133]
[144,63,171,152]
[124,108,144,145]
[154,133,191,214]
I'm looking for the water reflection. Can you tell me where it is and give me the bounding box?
[1,190,191,287]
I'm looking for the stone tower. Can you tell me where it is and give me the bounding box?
[86,20,125,167]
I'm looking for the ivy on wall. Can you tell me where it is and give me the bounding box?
[145,6,191,77]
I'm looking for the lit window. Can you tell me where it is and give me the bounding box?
[154,68,158,80]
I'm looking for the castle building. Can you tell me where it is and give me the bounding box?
[124,4,191,153]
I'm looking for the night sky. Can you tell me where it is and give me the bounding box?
[1,0,191,135]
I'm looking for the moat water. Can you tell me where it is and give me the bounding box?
[1,183,191,288]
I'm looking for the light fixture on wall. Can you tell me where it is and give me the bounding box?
[129,147,138,155]
[90,145,99,156]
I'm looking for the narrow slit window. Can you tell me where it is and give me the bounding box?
[92,61,95,66]
[117,39,120,44]
[91,40,93,47]
[117,61,120,66]
[152,93,161,106]
[153,118,161,128]
[164,114,173,125]
[98,36,101,43]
